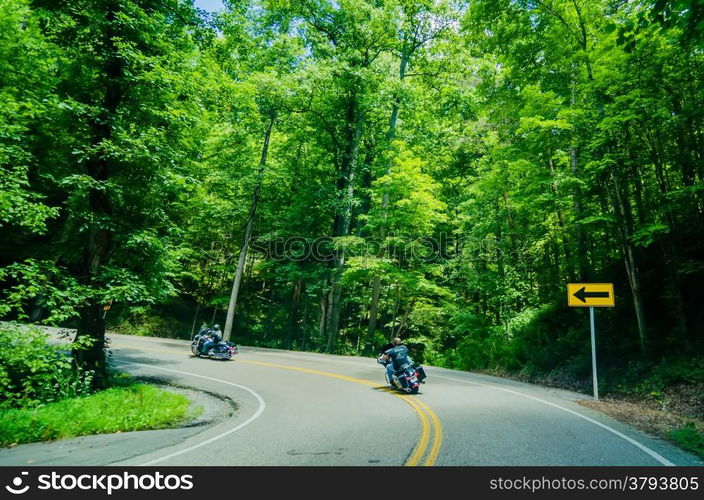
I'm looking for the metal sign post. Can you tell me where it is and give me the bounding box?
[568,283,614,401]
[589,307,598,401]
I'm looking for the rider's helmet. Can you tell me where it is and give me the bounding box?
[391,337,402,346]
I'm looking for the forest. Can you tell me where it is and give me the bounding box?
[1,0,702,397]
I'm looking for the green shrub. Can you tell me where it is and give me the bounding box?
[0,383,201,446]
[0,323,94,409]
[600,357,704,397]
[649,357,704,388]
[447,309,494,370]
[668,423,704,458]
[107,307,186,338]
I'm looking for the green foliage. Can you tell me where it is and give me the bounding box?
[668,423,704,459]
[0,383,200,446]
[0,0,59,234]
[0,260,85,324]
[602,357,704,396]
[0,324,94,409]
[108,306,187,339]
[0,0,702,422]
[648,358,704,389]
[367,143,447,236]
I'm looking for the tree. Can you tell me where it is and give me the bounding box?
[2,0,220,384]
[0,0,58,240]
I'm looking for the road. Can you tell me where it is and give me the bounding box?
[1,333,701,466]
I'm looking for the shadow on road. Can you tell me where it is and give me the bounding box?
[111,352,183,367]
[371,386,426,396]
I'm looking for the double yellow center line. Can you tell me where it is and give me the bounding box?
[399,392,443,466]
[240,359,442,466]
[115,341,442,466]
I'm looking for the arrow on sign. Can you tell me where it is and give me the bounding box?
[573,287,610,303]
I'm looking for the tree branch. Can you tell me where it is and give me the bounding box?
[531,0,582,46]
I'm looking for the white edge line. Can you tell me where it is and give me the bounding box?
[434,373,675,466]
[118,361,266,466]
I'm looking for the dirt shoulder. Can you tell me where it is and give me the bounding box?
[575,384,703,459]
[478,367,704,459]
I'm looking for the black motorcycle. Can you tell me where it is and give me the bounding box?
[377,355,427,394]
[191,329,238,360]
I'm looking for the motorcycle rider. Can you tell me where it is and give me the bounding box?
[379,337,413,386]
[201,324,222,355]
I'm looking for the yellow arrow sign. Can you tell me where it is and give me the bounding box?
[567,283,615,307]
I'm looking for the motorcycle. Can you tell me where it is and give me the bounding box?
[191,330,238,360]
[377,354,427,394]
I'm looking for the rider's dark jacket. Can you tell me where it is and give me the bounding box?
[378,342,394,356]
[210,328,222,343]
[384,345,413,371]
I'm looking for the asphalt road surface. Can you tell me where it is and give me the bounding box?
[1,333,701,467]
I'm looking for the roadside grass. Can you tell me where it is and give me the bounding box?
[577,398,704,460]
[0,383,203,447]
[476,360,704,460]
[667,423,704,458]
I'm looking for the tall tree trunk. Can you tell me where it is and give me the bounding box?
[223,112,275,342]
[211,306,218,324]
[609,169,648,353]
[263,287,276,340]
[74,1,122,386]
[300,298,309,350]
[548,158,572,281]
[570,69,588,281]
[390,285,401,340]
[318,290,328,342]
[287,279,303,350]
[368,277,382,338]
[394,298,416,338]
[325,264,345,352]
[502,190,517,260]
[645,129,690,344]
[190,302,201,336]
[325,100,363,352]
[368,44,410,337]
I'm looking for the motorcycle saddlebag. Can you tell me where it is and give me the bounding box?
[414,364,427,381]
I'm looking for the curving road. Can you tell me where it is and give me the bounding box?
[1,333,701,466]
